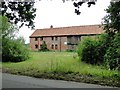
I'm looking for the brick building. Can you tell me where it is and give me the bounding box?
[29,25,103,51]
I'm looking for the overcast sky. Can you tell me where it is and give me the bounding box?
[18,0,111,44]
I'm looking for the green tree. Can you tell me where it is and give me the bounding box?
[103,1,120,35]
[1,16,29,62]
[39,41,49,52]
[77,34,108,65]
[104,33,120,70]
[0,0,97,29]
[77,2,120,70]
[73,1,96,15]
[1,1,36,29]
[103,1,120,70]
[1,16,18,39]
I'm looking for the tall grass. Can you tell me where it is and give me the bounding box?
[1,51,120,87]
[2,51,119,78]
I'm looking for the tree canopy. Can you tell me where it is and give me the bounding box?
[1,0,97,29]
[1,16,29,62]
[103,1,120,35]
[1,1,36,29]
[77,1,120,70]
[73,1,96,15]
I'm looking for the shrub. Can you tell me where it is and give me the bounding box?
[39,41,49,52]
[77,37,100,64]
[2,16,29,62]
[77,33,120,70]
[95,34,110,64]
[104,33,120,70]
[66,49,75,52]
[77,34,111,65]
[2,38,29,62]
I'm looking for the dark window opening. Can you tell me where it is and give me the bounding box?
[35,37,38,41]
[40,44,42,48]
[52,37,54,40]
[51,44,54,49]
[35,44,38,49]
[55,37,57,41]
[40,37,43,41]
[55,44,58,49]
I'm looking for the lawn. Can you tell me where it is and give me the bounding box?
[1,51,120,87]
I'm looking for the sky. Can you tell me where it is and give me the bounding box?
[18,0,111,44]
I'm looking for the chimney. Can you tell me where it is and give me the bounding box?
[50,25,53,28]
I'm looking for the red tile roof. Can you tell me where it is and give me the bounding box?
[30,25,104,37]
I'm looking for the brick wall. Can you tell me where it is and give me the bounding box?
[30,35,98,51]
[30,36,68,51]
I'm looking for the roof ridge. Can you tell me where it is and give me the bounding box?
[30,24,103,37]
[36,24,101,30]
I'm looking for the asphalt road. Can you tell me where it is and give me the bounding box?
[2,73,118,88]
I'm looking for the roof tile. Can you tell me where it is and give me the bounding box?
[30,25,104,37]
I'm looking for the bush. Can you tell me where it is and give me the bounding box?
[77,33,120,70]
[104,33,120,70]
[77,34,111,65]
[77,37,100,64]
[66,49,75,52]
[95,34,110,64]
[104,47,120,70]
[2,38,29,62]
[2,16,29,62]
[39,41,49,52]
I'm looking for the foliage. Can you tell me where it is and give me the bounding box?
[73,1,96,15]
[2,38,29,62]
[0,0,97,29]
[77,1,120,71]
[77,36,101,65]
[1,1,36,29]
[1,16,29,62]
[1,16,18,39]
[39,41,49,52]
[2,52,120,87]
[77,33,120,70]
[66,49,75,52]
[103,1,120,35]
[96,34,112,64]
[102,1,120,70]
[104,33,120,70]
[1,0,97,30]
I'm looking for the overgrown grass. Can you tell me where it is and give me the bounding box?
[1,51,120,87]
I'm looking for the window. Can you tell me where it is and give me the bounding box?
[40,37,43,41]
[40,44,42,48]
[51,44,54,49]
[35,44,38,49]
[35,37,38,41]
[55,44,58,49]
[51,37,54,40]
[55,37,57,41]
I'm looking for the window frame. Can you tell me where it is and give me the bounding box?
[55,37,58,41]
[55,44,58,49]
[40,37,43,41]
[35,44,38,49]
[35,37,38,41]
[51,44,54,49]
[51,37,54,40]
